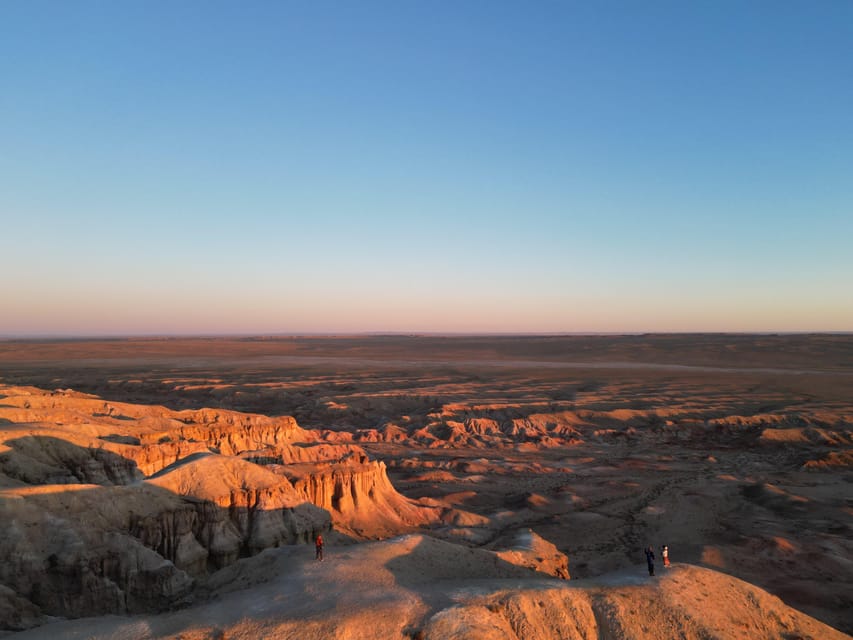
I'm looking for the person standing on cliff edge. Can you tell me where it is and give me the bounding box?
[315,533,324,561]
[645,546,655,576]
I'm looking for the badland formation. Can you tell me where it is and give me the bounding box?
[0,334,851,639]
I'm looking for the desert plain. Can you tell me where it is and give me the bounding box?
[0,334,851,639]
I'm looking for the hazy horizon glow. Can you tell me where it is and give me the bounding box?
[2,2,852,335]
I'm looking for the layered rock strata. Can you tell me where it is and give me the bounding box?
[0,385,434,629]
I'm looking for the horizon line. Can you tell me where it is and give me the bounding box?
[2,330,853,341]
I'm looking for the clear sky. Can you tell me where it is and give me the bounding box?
[2,1,851,335]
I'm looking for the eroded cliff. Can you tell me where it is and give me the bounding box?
[0,385,434,630]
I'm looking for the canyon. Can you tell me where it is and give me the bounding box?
[0,334,851,638]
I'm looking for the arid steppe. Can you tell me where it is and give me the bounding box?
[1,335,851,638]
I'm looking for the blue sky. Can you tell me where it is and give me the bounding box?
[2,1,851,335]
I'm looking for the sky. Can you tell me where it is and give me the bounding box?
[1,1,852,335]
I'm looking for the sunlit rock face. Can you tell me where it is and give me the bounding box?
[289,458,437,538]
[0,385,434,628]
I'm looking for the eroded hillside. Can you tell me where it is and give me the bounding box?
[1,335,851,636]
[0,385,438,629]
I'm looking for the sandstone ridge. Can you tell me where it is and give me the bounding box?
[0,385,436,630]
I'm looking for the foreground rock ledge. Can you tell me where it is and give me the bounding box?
[7,535,850,640]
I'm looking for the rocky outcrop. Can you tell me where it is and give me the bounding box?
[398,409,590,449]
[493,530,570,580]
[340,401,853,451]
[802,449,853,470]
[116,439,211,477]
[0,434,144,485]
[241,442,369,466]
[289,459,438,537]
[147,455,330,564]
[419,563,850,640]
[0,469,329,627]
[168,409,311,453]
[353,422,409,443]
[0,384,434,630]
[0,584,44,632]
[0,484,195,621]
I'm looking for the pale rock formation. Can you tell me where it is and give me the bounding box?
[148,454,330,560]
[0,384,436,630]
[288,459,437,537]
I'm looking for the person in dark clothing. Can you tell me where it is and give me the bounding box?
[645,545,655,576]
[315,534,324,561]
